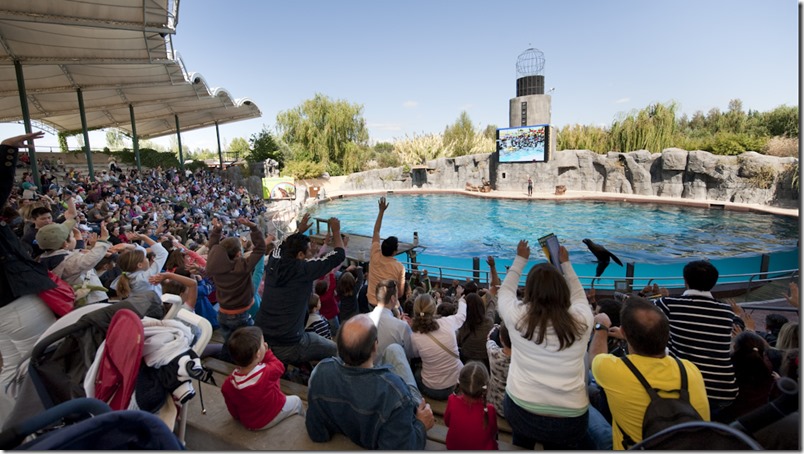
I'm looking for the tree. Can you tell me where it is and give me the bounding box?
[248,126,284,168]
[105,129,125,150]
[228,137,250,160]
[443,111,476,156]
[275,93,369,175]
[482,124,498,141]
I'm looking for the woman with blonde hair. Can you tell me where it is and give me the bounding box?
[410,292,466,400]
[498,240,594,450]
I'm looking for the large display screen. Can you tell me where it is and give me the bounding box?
[496,124,548,163]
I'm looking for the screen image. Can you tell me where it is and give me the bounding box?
[262,177,296,201]
[496,124,548,163]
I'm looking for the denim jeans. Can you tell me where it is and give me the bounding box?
[503,393,594,450]
[587,404,613,450]
[377,344,422,405]
[217,311,253,363]
[270,332,337,365]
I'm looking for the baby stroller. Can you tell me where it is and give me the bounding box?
[630,377,799,450]
[1,295,213,448]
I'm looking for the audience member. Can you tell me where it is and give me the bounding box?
[366,197,405,309]
[590,296,710,449]
[457,292,494,370]
[304,293,332,340]
[305,314,434,449]
[498,240,594,450]
[336,266,364,322]
[444,361,498,450]
[486,323,511,417]
[205,216,267,361]
[369,279,416,359]
[775,322,799,350]
[256,217,344,365]
[411,293,466,400]
[222,326,304,430]
[714,331,778,424]
[654,260,738,412]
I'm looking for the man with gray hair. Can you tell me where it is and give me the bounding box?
[306,314,433,450]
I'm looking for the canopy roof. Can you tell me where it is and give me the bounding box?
[0,0,261,139]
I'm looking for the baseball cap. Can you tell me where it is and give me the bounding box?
[35,220,76,251]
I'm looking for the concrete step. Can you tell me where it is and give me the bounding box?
[184,379,447,450]
[202,356,521,445]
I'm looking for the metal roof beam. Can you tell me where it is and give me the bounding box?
[0,10,176,34]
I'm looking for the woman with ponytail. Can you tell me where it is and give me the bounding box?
[410,293,466,400]
[111,232,168,299]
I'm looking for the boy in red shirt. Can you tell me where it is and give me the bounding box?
[221,326,304,430]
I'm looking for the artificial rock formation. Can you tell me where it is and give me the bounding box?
[339,149,799,208]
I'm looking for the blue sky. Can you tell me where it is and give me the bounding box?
[1,0,799,153]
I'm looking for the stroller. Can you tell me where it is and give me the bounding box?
[0,294,213,448]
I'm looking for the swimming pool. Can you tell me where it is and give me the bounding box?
[307,193,800,287]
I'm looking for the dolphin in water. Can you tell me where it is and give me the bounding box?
[583,238,623,280]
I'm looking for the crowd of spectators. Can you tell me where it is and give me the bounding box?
[0,132,800,450]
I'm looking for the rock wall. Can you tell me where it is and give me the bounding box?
[338,149,799,207]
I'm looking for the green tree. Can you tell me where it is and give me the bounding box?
[482,124,498,141]
[275,93,369,175]
[105,129,125,149]
[762,105,798,137]
[248,126,284,168]
[443,111,476,156]
[228,137,251,160]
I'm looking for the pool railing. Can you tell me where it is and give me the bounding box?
[401,248,799,299]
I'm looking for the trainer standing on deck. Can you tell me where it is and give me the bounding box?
[366,197,405,309]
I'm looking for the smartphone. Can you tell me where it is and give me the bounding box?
[537,233,564,274]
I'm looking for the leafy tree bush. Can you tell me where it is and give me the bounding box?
[281,159,326,179]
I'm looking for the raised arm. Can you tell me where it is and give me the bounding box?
[500,240,530,305]
[372,197,389,243]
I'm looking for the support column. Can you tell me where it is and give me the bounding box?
[215,121,223,170]
[175,114,184,172]
[77,88,95,181]
[13,60,40,191]
[129,104,141,173]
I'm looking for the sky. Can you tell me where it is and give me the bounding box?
[0,0,799,153]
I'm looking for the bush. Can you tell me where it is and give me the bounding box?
[186,160,209,171]
[763,136,799,158]
[281,159,327,179]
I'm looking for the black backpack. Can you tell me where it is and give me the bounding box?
[618,355,703,449]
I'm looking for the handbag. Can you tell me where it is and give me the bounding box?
[38,271,75,317]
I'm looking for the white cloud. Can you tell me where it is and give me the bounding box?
[614,97,630,104]
[402,101,418,108]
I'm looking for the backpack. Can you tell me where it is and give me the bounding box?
[618,355,703,449]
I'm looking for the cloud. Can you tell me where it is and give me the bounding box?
[402,101,418,108]
[614,97,630,104]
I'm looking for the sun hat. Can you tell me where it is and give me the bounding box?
[35,219,76,250]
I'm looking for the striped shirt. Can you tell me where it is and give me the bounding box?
[655,290,738,402]
[305,313,332,340]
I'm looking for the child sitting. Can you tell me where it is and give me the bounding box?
[444,361,498,450]
[304,293,332,340]
[485,323,511,417]
[36,219,114,305]
[221,326,304,430]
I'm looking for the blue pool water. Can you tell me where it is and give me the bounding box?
[307,194,799,287]
[308,194,798,263]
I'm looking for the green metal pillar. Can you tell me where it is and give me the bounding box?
[175,114,184,172]
[129,104,141,173]
[76,88,95,181]
[215,121,223,170]
[13,60,40,191]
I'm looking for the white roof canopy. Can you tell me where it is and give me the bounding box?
[0,0,261,139]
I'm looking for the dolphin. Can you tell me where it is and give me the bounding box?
[582,238,623,278]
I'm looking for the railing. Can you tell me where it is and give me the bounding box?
[400,257,799,303]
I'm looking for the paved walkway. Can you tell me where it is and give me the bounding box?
[313,176,799,218]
